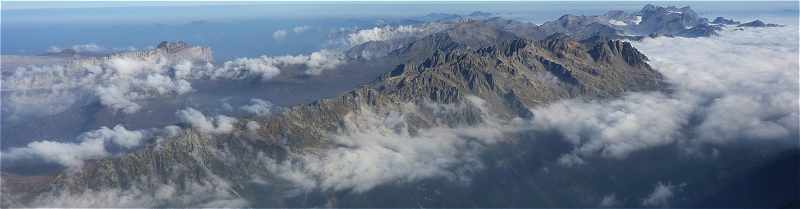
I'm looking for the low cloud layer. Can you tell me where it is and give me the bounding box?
[3,125,146,168]
[530,26,799,164]
[3,46,344,117]
[240,99,275,116]
[346,23,448,47]
[177,108,238,134]
[2,48,208,115]
[211,49,345,79]
[256,97,526,193]
[47,43,105,53]
[337,23,449,59]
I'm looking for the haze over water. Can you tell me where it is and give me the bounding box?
[3,1,798,61]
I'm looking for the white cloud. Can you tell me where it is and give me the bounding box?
[272,29,288,40]
[257,97,526,193]
[303,49,345,75]
[530,26,799,162]
[637,26,799,144]
[346,23,447,47]
[246,121,261,133]
[642,182,683,207]
[333,23,449,60]
[270,26,311,41]
[533,93,693,160]
[3,43,346,118]
[292,25,311,33]
[176,108,238,134]
[599,193,620,207]
[215,56,283,80]
[240,99,274,116]
[2,46,208,115]
[3,125,146,168]
[557,153,587,167]
[86,124,147,148]
[213,49,345,78]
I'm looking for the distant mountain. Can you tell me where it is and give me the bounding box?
[738,20,784,27]
[711,17,740,25]
[351,3,767,58]
[63,41,212,66]
[535,4,780,38]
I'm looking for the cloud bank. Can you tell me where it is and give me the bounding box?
[2,48,208,115]
[213,49,345,77]
[3,125,146,168]
[346,23,448,47]
[240,99,275,116]
[252,97,531,194]
[177,108,238,134]
[3,45,345,117]
[530,26,799,164]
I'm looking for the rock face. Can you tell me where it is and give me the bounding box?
[738,20,784,27]
[676,23,722,37]
[635,5,706,34]
[2,18,665,208]
[712,17,740,25]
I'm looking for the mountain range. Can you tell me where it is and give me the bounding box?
[1,4,792,208]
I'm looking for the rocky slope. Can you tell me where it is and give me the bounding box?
[2,19,665,207]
